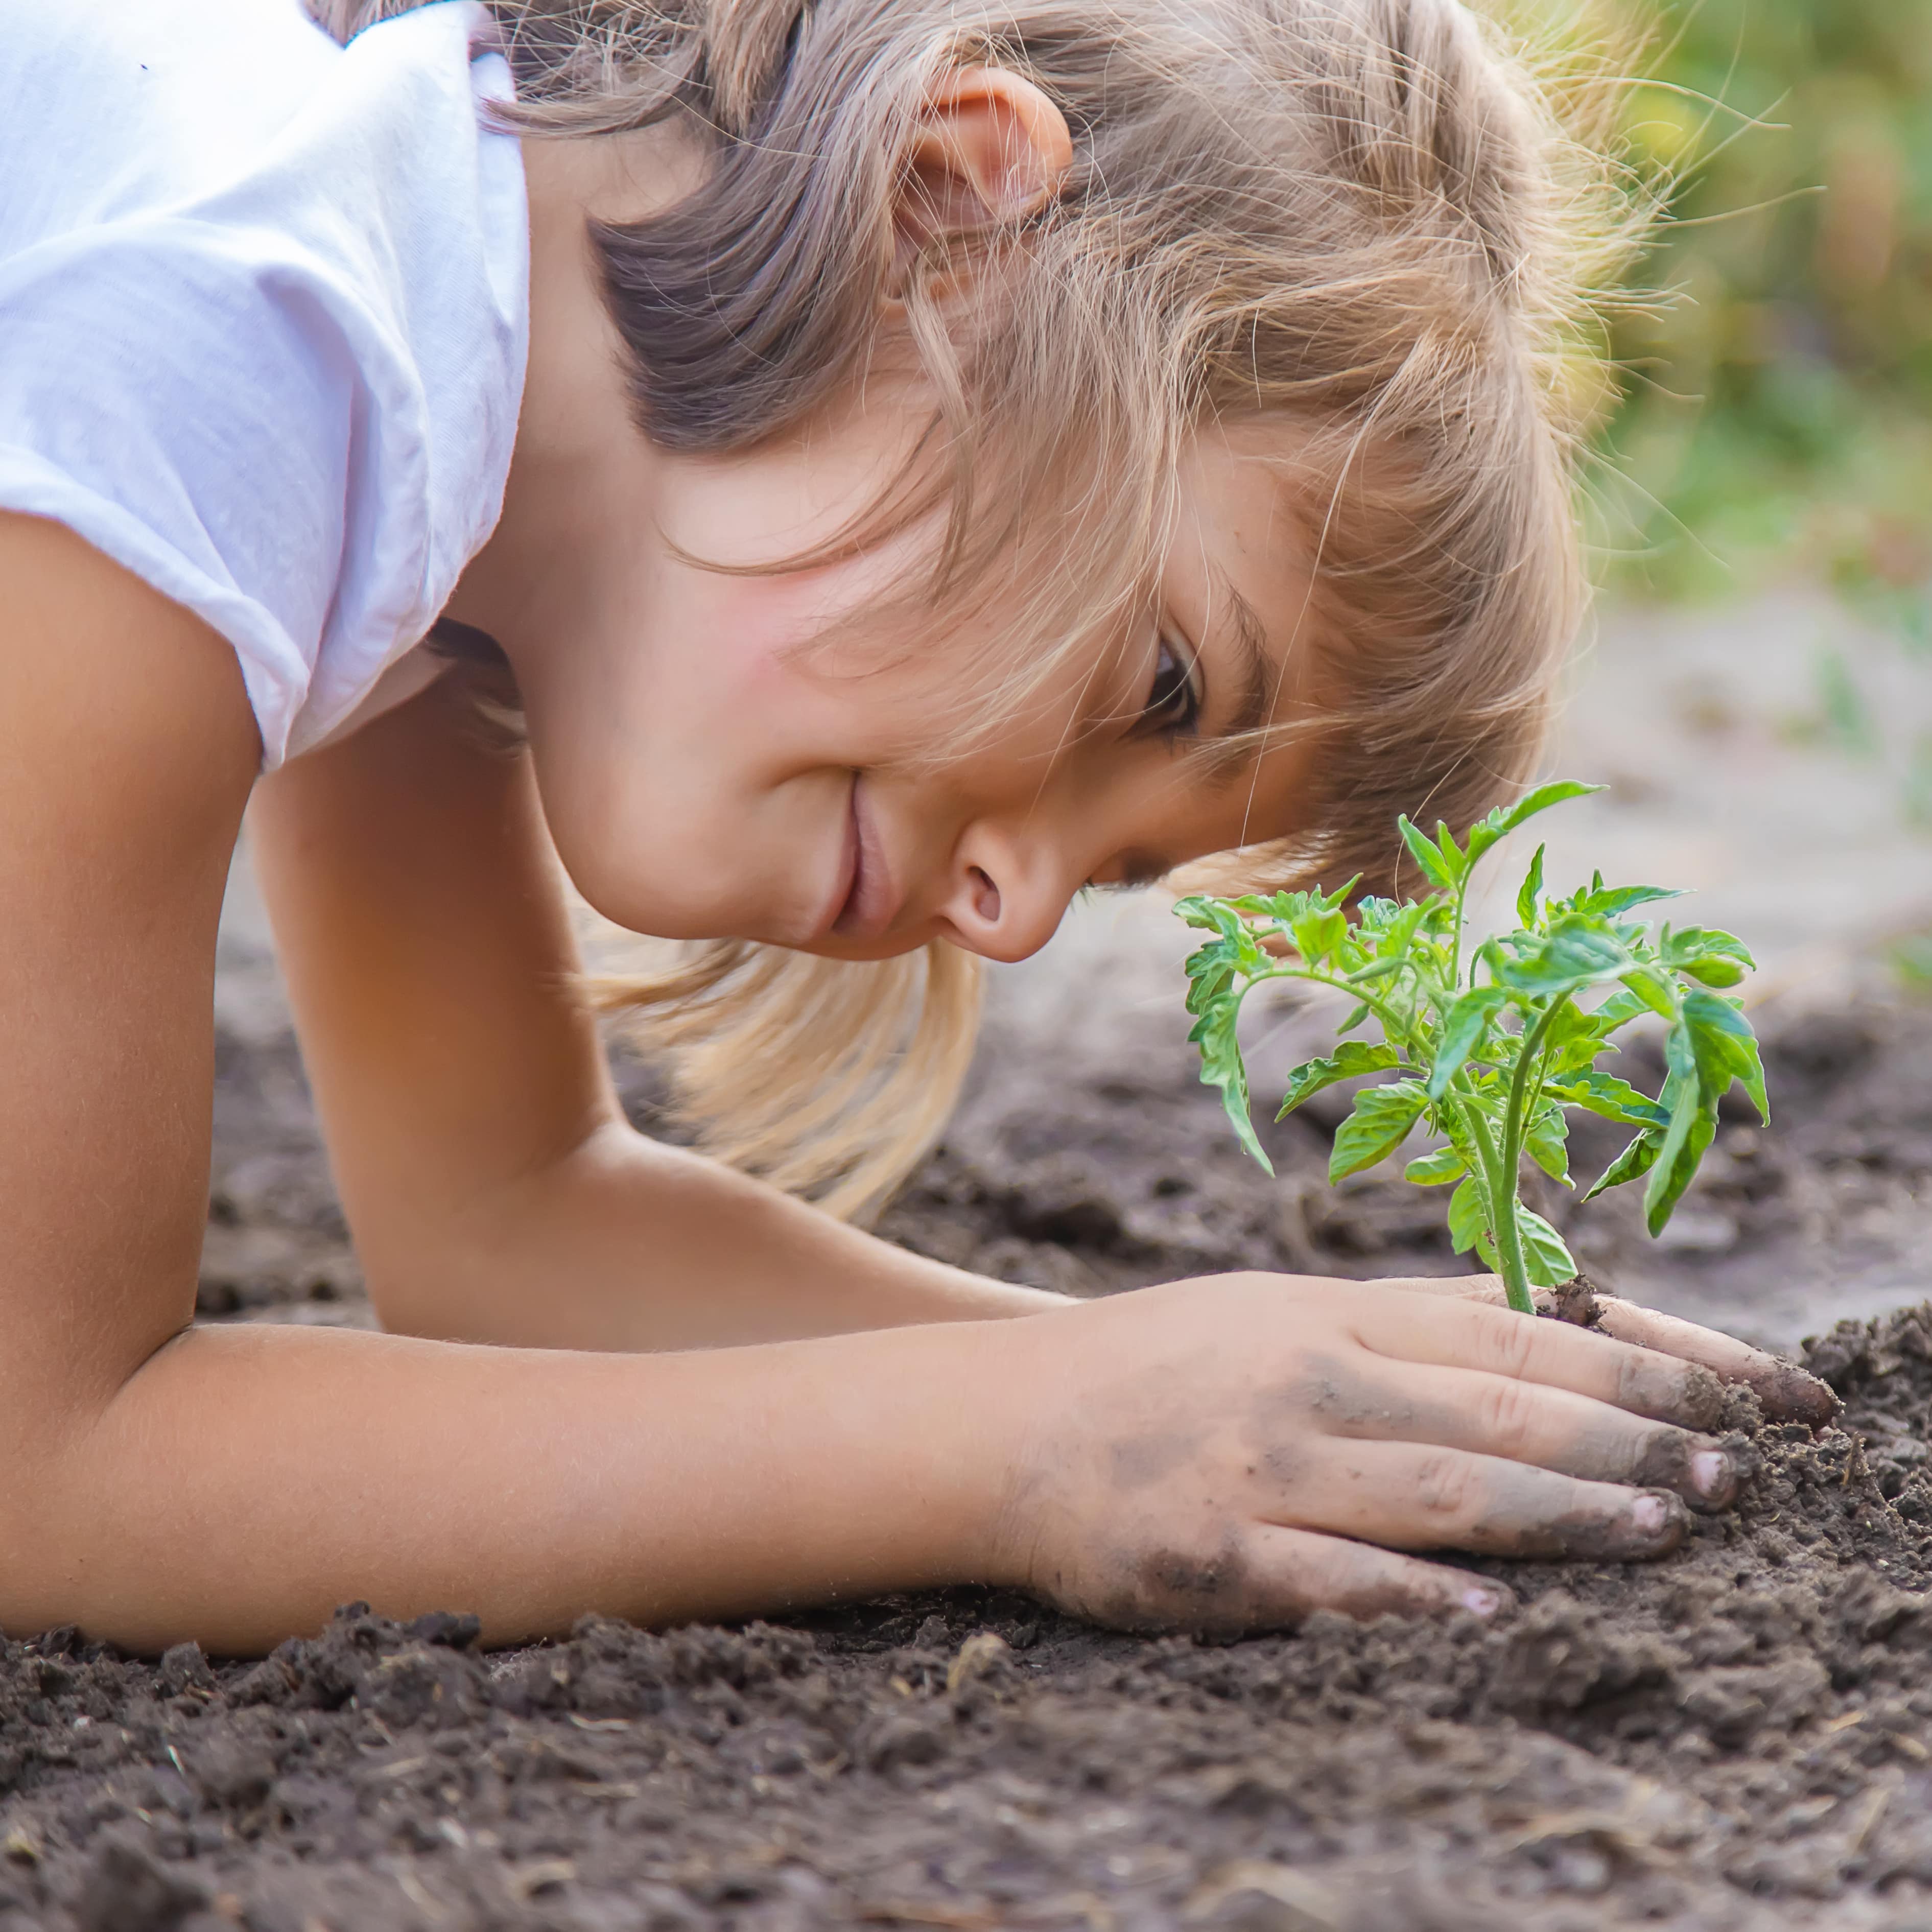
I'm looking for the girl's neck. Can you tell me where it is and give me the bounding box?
[444,127,696,673]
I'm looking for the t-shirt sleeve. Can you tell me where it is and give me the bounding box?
[0,218,430,766]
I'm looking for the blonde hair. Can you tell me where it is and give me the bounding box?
[318,0,1644,1220]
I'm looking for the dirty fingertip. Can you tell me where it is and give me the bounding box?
[1629,1488,1691,1551]
[1689,1447,1737,1503]
[1756,1360,1841,1428]
[1458,1581,1509,1618]
[1675,1362,1727,1430]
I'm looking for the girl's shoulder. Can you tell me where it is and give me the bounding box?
[0,0,518,269]
[0,0,529,768]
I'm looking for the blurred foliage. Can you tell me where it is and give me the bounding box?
[1593,0,1932,606]
[1895,932,1932,991]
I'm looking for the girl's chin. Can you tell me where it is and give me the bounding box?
[791,927,935,963]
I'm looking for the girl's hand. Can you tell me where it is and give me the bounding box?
[979,1273,1835,1635]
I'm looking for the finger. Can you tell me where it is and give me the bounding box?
[1352,1286,1726,1430]
[1241,1525,1514,1628]
[1401,1270,1597,1324]
[1375,1271,1513,1303]
[1297,1440,1690,1561]
[1072,1525,1511,1637]
[1397,1275,1839,1428]
[1589,1297,1839,1427]
[1303,1356,1743,1511]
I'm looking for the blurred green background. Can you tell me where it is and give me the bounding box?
[1576,0,1932,930]
[1598,0,1931,609]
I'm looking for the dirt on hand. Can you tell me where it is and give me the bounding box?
[4,995,1931,1931]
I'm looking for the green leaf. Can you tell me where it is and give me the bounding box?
[1344,954,1408,985]
[1180,922,1268,1006]
[1186,985,1271,1174]
[1404,1144,1467,1186]
[1182,937,1235,1012]
[1524,1104,1571,1186]
[1489,915,1633,997]
[1576,883,1682,918]
[1542,997,1613,1072]
[1516,1205,1578,1287]
[1447,1174,1489,1254]
[1677,956,1745,989]
[1397,816,1458,891]
[1515,842,1546,927]
[1682,990,1770,1123]
[1426,986,1507,1099]
[1551,1034,1610,1076]
[1175,894,1246,939]
[1463,781,1607,873]
[1549,1070,1671,1129]
[1582,1128,1661,1201]
[1589,988,1654,1033]
[1619,966,1679,1019]
[1371,898,1432,962]
[1330,1080,1430,1182]
[1289,906,1348,964]
[1179,911,1279,1173]
[1733,1039,1770,1125]
[1644,1102,1716,1236]
[1667,926,1757,970]
[1276,1041,1400,1119]
[1663,926,1759,990]
[1228,889,1317,934]
[1490,779,1606,838]
[1643,1043,1716,1234]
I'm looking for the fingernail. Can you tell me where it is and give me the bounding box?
[1630,1492,1671,1536]
[1691,1449,1732,1498]
[1462,1585,1504,1618]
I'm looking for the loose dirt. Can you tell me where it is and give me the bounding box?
[4,977,1931,1931]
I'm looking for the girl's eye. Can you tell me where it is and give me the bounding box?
[1139,633,1202,740]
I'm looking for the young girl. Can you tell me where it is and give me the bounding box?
[0,0,1831,1657]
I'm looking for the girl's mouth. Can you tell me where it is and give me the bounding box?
[827,775,899,941]
[817,784,859,940]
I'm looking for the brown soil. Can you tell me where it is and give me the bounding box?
[4,996,1932,1931]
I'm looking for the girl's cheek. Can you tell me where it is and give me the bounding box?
[683,576,851,714]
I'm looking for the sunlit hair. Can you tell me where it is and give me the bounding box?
[316,0,1645,1220]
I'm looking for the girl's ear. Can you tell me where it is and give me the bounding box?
[895,66,1073,262]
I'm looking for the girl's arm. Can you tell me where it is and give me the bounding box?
[247,671,1063,1352]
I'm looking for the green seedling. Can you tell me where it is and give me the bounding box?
[1177,782,1768,1315]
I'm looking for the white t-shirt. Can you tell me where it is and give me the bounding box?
[0,0,529,766]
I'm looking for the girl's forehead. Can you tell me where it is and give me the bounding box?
[1165,430,1314,705]
[1169,420,1308,550]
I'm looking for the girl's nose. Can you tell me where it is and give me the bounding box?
[938,824,1071,963]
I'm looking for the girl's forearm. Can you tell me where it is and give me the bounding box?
[364,1120,1069,1352]
[23,1314,1019,1655]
